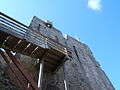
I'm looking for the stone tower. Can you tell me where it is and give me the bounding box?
[28,16,115,90]
[0,15,115,90]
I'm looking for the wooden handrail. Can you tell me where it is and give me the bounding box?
[0,12,29,29]
[0,12,67,54]
[0,12,66,47]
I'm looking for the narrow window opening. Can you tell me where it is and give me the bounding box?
[73,45,81,64]
[55,36,59,42]
[73,46,79,59]
[37,24,41,31]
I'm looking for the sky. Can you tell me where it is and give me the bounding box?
[0,0,120,89]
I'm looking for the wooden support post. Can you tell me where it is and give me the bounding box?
[63,64,68,90]
[38,59,44,89]
[0,49,29,90]
[5,50,40,90]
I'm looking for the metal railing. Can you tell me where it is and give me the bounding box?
[0,12,67,54]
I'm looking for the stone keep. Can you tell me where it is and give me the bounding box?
[28,16,115,90]
[0,16,115,90]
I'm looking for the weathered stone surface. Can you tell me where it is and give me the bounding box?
[29,16,115,90]
[0,53,20,90]
[0,16,115,90]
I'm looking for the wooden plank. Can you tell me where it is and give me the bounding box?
[26,34,46,49]
[53,56,67,74]
[5,50,40,90]
[0,24,24,39]
[50,49,65,57]
[45,57,58,65]
[15,40,29,51]
[0,31,9,45]
[32,47,45,58]
[23,44,37,53]
[4,36,20,49]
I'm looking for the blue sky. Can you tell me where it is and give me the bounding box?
[0,0,120,89]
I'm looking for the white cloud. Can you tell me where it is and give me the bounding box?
[88,0,101,11]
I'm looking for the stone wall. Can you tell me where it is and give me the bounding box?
[0,16,115,90]
[0,53,20,90]
[28,16,115,90]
